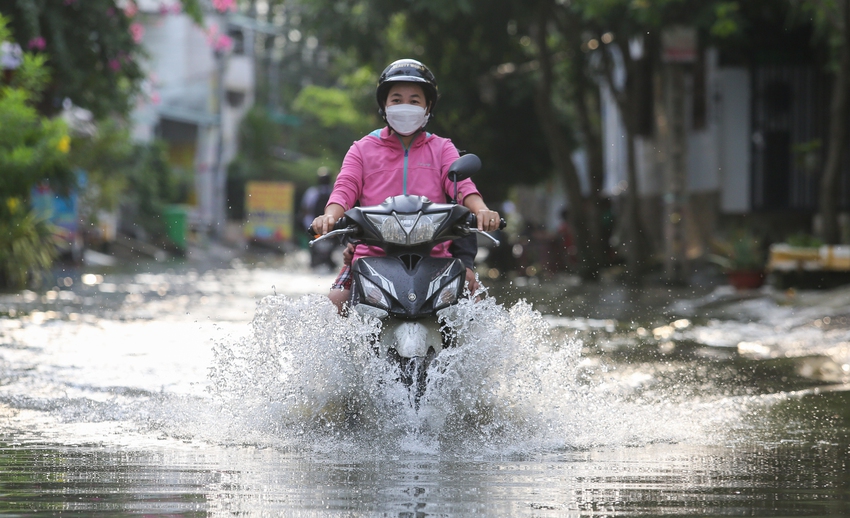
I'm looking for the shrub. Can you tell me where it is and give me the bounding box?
[0,198,58,290]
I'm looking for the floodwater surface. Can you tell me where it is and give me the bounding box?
[1,252,849,516]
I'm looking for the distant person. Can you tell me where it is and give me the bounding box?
[301,167,336,269]
[554,207,577,271]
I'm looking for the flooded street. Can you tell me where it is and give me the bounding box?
[1,250,849,516]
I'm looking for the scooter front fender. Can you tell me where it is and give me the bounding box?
[382,319,443,359]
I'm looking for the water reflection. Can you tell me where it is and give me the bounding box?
[0,257,849,514]
[3,423,849,516]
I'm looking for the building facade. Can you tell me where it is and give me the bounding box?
[601,43,850,258]
[132,0,255,237]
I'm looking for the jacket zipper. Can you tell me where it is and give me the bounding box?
[403,147,410,195]
[397,134,411,195]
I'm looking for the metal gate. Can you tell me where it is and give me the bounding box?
[750,65,848,211]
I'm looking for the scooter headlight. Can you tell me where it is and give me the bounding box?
[360,276,390,309]
[366,214,406,244]
[365,213,448,245]
[408,213,447,244]
[434,276,462,310]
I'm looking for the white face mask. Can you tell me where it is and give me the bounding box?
[385,104,428,136]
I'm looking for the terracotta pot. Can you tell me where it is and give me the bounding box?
[726,269,765,290]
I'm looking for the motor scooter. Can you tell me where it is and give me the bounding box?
[309,154,504,405]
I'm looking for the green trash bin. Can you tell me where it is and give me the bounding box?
[163,205,188,250]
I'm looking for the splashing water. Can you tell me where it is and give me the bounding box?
[203,292,750,455]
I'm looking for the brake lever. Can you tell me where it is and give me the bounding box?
[461,216,506,247]
[468,228,501,247]
[308,227,358,247]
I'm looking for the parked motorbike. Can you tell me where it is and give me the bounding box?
[309,154,504,405]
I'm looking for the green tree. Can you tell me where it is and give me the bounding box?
[0,14,72,289]
[0,0,203,118]
[562,0,731,279]
[526,0,610,279]
[228,106,284,182]
[292,83,375,157]
[123,140,187,244]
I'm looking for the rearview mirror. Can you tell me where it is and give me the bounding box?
[447,154,481,182]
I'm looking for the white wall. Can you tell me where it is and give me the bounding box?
[600,85,667,198]
[636,136,661,196]
[687,48,720,193]
[600,51,752,216]
[601,84,628,196]
[717,68,751,213]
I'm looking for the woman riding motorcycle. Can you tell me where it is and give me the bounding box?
[311,58,500,310]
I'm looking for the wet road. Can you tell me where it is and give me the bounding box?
[0,249,849,516]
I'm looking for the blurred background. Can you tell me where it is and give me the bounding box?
[1,0,849,291]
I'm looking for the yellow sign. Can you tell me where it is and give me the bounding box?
[244,181,294,242]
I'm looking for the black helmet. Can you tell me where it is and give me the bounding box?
[376,59,438,119]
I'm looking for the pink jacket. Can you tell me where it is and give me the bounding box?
[327,127,482,262]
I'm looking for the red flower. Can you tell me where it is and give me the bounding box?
[124,1,138,18]
[28,37,46,50]
[130,23,144,43]
[212,0,236,13]
[206,24,234,53]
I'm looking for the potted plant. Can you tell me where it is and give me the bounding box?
[708,229,766,290]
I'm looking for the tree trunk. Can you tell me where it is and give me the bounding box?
[819,0,850,244]
[571,32,608,273]
[604,38,652,280]
[531,5,605,279]
[659,63,688,284]
[621,121,646,278]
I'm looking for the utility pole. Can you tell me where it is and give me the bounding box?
[660,26,696,285]
[213,49,227,238]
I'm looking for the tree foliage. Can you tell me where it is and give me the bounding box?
[0,20,71,198]
[0,87,70,195]
[1,0,144,117]
[293,84,368,130]
[0,198,57,289]
[0,14,71,288]
[229,106,283,181]
[0,0,204,118]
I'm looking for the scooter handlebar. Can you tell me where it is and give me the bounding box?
[307,217,357,248]
[309,213,505,247]
[466,214,507,230]
[306,216,350,238]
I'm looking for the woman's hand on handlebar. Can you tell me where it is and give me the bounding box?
[311,203,345,236]
[311,214,336,236]
[462,194,500,232]
[475,209,501,232]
